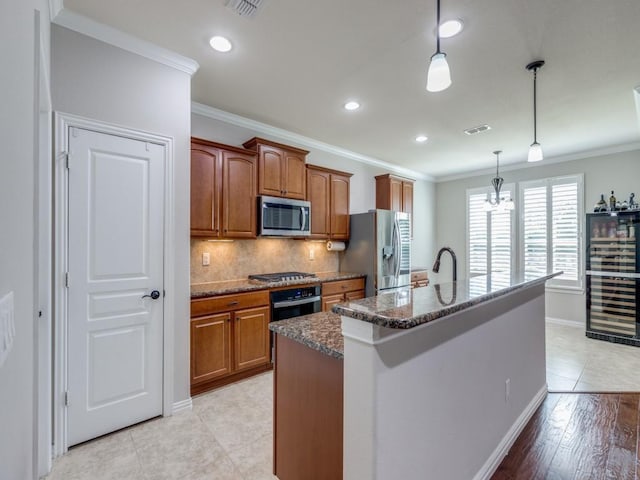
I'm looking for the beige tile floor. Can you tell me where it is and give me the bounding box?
[45,372,277,480]
[546,321,640,392]
[46,321,639,479]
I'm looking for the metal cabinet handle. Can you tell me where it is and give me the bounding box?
[142,290,161,300]
[227,301,239,306]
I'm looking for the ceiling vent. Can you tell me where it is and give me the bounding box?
[463,124,492,136]
[225,0,266,18]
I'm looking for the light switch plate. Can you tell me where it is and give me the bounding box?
[0,291,15,369]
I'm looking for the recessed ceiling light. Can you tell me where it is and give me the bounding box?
[344,101,360,111]
[415,135,428,143]
[209,36,232,53]
[439,19,464,39]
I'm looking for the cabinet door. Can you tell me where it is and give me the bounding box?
[389,177,403,211]
[234,306,270,372]
[330,173,350,240]
[258,145,284,197]
[190,144,220,236]
[191,313,232,385]
[222,151,257,238]
[322,293,344,312]
[345,290,365,301]
[402,180,414,236]
[307,168,331,238]
[283,151,307,199]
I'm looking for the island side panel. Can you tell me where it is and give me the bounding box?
[273,334,344,480]
[342,284,547,480]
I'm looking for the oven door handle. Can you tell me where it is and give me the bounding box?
[273,295,321,308]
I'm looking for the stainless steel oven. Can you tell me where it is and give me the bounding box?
[270,285,321,321]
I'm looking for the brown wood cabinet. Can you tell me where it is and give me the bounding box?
[306,165,352,240]
[375,173,415,212]
[243,137,308,200]
[375,173,415,235]
[190,290,271,395]
[190,137,257,238]
[411,269,429,288]
[321,277,365,312]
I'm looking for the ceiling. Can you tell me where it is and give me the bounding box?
[61,0,640,180]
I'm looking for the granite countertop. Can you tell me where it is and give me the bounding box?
[269,312,344,359]
[333,271,561,329]
[191,271,365,298]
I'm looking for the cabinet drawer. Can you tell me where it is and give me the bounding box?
[191,290,269,317]
[322,278,365,296]
[411,270,429,283]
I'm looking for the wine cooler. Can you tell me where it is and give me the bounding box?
[586,211,639,346]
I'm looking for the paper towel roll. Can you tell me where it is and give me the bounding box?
[326,241,346,252]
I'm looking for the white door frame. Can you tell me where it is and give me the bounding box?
[53,112,176,456]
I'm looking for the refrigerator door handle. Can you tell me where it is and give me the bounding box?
[393,218,402,279]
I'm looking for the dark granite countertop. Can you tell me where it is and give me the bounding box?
[332,271,561,329]
[269,312,344,359]
[191,271,365,298]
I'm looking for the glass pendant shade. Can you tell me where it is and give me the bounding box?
[527,142,544,162]
[426,52,451,92]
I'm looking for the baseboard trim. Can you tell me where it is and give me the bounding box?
[546,316,583,328]
[473,385,548,480]
[172,398,193,414]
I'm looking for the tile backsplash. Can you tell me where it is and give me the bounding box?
[191,238,339,284]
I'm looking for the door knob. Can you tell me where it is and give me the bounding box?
[142,290,161,300]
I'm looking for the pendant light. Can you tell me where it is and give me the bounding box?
[526,60,545,162]
[484,150,514,212]
[426,0,451,92]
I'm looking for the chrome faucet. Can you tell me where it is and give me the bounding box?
[432,247,457,282]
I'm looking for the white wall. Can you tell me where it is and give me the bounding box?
[51,26,192,404]
[0,1,50,478]
[192,113,437,268]
[435,149,640,323]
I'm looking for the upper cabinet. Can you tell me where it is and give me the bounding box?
[375,173,415,235]
[191,137,257,238]
[306,165,352,240]
[243,137,308,200]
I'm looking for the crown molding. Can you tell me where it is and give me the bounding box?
[49,0,63,21]
[435,141,640,183]
[192,102,433,181]
[52,8,199,76]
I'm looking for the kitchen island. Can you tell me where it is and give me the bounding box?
[269,271,559,480]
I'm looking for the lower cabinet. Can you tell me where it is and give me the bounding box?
[191,290,271,395]
[321,277,365,312]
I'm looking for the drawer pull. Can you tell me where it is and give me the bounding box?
[227,301,239,306]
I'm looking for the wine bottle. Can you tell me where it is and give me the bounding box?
[596,194,607,212]
[609,190,617,211]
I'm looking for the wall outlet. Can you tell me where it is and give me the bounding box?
[309,248,315,261]
[202,252,210,266]
[0,292,15,369]
[505,378,511,403]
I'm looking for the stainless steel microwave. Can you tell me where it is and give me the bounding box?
[258,195,311,237]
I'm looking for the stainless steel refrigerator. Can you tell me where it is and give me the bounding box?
[340,210,411,297]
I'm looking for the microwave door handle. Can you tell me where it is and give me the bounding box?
[300,207,307,231]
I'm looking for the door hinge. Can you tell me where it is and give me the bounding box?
[64,272,69,288]
[64,391,69,406]
[64,152,70,169]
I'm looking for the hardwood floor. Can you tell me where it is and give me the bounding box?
[492,393,639,480]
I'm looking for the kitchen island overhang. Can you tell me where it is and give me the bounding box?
[335,271,560,480]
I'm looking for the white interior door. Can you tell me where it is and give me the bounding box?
[67,127,164,446]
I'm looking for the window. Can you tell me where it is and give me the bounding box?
[466,174,583,291]
[466,185,515,286]
[519,175,583,288]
